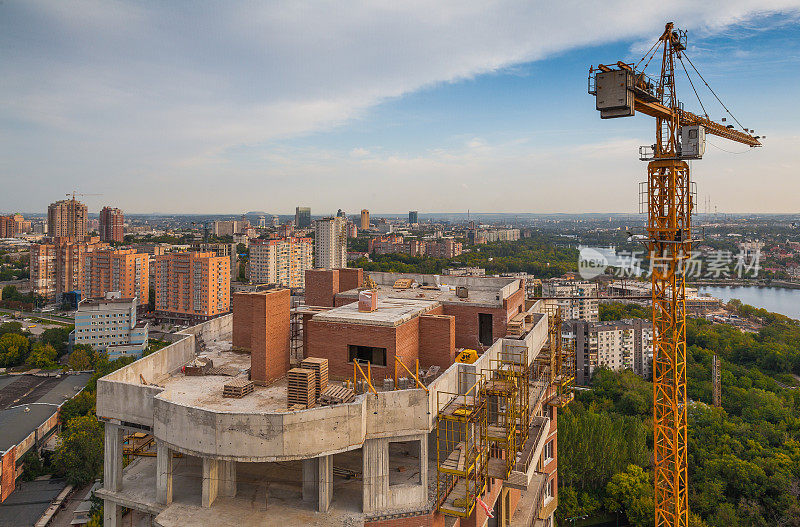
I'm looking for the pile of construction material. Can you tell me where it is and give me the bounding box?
[287,368,316,408]
[223,377,254,398]
[183,356,213,376]
[300,357,329,398]
[318,384,356,405]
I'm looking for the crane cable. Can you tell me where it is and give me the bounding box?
[678,56,709,119]
[682,51,750,134]
[634,37,662,73]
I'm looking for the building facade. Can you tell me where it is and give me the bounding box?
[314,217,346,269]
[0,216,13,238]
[99,206,124,243]
[408,210,418,224]
[30,236,108,301]
[48,198,88,238]
[360,209,370,230]
[212,221,245,238]
[249,237,313,289]
[542,279,599,322]
[73,292,148,360]
[295,207,311,229]
[564,318,652,385]
[82,248,149,304]
[154,251,231,323]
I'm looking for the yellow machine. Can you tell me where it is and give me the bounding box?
[589,22,761,527]
[454,349,478,364]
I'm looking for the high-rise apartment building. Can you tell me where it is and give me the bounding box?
[154,251,230,323]
[295,207,311,229]
[336,209,347,219]
[212,220,245,238]
[99,206,124,243]
[82,248,149,303]
[249,237,313,288]
[314,217,346,269]
[564,318,652,385]
[360,209,370,230]
[542,279,599,322]
[408,210,418,224]
[0,216,13,238]
[30,237,108,301]
[48,198,88,238]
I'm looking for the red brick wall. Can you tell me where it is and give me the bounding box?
[0,447,16,503]
[305,269,339,307]
[338,268,363,292]
[396,317,420,373]
[306,320,399,379]
[460,476,503,527]
[503,285,525,320]
[334,296,358,307]
[418,314,455,369]
[442,304,508,350]
[234,289,291,385]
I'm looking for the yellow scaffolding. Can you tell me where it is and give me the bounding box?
[436,371,488,518]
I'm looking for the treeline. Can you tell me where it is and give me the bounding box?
[558,303,800,526]
[352,235,578,279]
[0,320,72,369]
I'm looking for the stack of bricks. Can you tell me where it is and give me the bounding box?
[300,357,329,399]
[287,368,315,408]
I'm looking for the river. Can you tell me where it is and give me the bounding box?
[698,285,800,320]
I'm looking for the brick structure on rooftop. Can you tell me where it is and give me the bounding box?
[233,289,291,386]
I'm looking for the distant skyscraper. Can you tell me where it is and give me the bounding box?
[258,216,266,228]
[0,216,13,238]
[314,217,347,269]
[360,209,370,230]
[99,206,124,243]
[295,207,311,229]
[408,210,418,224]
[271,215,280,227]
[336,209,347,219]
[48,198,88,238]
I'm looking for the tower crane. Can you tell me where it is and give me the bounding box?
[588,22,761,527]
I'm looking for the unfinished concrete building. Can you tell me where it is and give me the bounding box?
[96,270,567,527]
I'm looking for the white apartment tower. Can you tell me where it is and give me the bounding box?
[249,237,313,289]
[314,216,347,269]
[542,279,599,322]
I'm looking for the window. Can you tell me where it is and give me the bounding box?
[348,345,387,367]
[479,313,493,346]
[543,440,553,462]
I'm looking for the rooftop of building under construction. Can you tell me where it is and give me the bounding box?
[311,297,440,326]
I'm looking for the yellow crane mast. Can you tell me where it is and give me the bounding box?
[588,22,761,527]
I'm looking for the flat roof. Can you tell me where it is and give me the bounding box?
[311,297,439,327]
[157,342,292,413]
[0,478,67,527]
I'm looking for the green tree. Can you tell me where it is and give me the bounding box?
[59,390,96,422]
[604,464,655,527]
[27,343,58,368]
[54,415,104,486]
[69,347,93,371]
[0,321,24,336]
[0,332,30,367]
[39,326,72,356]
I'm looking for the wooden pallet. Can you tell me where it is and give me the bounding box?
[300,357,329,397]
[318,384,356,405]
[287,368,316,408]
[223,377,254,398]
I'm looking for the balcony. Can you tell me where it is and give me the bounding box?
[505,415,550,490]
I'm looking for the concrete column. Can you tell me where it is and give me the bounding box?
[103,499,122,527]
[202,458,220,508]
[362,437,389,513]
[156,441,173,505]
[302,458,318,502]
[103,423,124,492]
[418,433,429,495]
[318,454,333,513]
[219,460,237,498]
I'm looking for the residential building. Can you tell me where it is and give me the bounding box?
[99,206,124,243]
[295,207,311,229]
[10,214,31,234]
[95,270,559,527]
[542,279,599,322]
[408,210,418,224]
[82,248,149,303]
[193,243,238,280]
[212,220,245,238]
[48,198,88,238]
[73,292,149,360]
[249,237,313,289]
[360,209,370,230]
[271,215,280,227]
[468,228,521,244]
[336,209,347,219]
[425,238,462,259]
[0,216,13,238]
[30,236,108,301]
[153,251,231,324]
[564,318,652,385]
[347,222,358,238]
[314,217,346,269]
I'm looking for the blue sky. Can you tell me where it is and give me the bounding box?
[1,2,799,215]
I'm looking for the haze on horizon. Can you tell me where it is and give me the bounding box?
[1,1,799,216]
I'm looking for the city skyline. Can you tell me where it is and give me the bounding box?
[2,2,800,214]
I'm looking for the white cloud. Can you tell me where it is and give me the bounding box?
[0,1,799,212]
